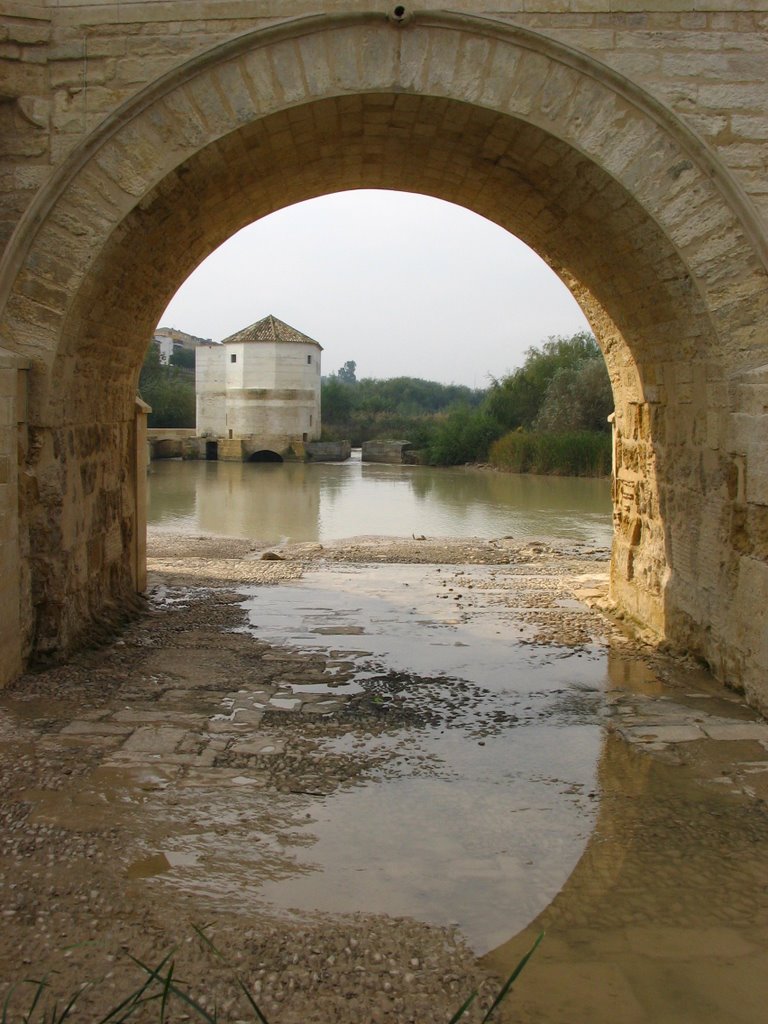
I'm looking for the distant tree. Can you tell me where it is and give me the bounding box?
[484,331,602,430]
[425,406,500,466]
[138,344,195,427]
[354,376,482,416]
[169,347,195,370]
[321,377,355,422]
[337,360,357,384]
[318,332,612,472]
[535,358,613,433]
[140,341,163,383]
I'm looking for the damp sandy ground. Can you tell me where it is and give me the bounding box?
[1,532,768,1023]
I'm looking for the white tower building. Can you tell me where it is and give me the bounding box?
[196,314,322,461]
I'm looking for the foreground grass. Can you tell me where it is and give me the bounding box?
[2,931,544,1024]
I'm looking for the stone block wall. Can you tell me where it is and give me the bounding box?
[362,440,415,465]
[0,2,766,707]
[0,347,27,685]
[2,3,767,241]
[305,440,351,462]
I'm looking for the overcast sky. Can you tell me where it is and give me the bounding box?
[160,190,591,388]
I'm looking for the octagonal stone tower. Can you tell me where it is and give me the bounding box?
[196,314,322,461]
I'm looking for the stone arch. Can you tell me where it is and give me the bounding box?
[1,13,766,704]
[248,451,284,464]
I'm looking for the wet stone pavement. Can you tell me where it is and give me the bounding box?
[1,536,768,1022]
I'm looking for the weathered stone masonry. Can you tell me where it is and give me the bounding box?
[0,3,766,709]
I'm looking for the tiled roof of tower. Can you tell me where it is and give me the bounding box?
[221,314,323,349]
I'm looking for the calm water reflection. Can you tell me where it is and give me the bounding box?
[147,453,612,546]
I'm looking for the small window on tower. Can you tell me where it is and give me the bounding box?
[307,354,312,364]
[230,353,237,363]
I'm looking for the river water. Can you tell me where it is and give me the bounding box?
[143,457,768,1022]
[147,452,613,547]
[147,457,615,952]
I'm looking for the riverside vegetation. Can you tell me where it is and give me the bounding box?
[140,331,612,476]
[138,343,196,429]
[322,332,612,475]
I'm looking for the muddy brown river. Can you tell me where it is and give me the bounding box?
[147,454,614,547]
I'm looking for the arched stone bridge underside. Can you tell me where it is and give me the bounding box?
[0,8,766,708]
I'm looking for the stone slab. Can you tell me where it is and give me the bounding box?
[231,737,285,756]
[205,719,250,734]
[120,727,188,754]
[302,700,346,715]
[231,691,272,705]
[620,724,704,743]
[269,697,303,711]
[112,710,201,726]
[701,723,768,741]
[231,709,264,724]
[60,721,134,736]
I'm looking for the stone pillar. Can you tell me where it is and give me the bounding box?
[721,365,768,710]
[609,401,666,636]
[607,412,616,477]
[0,348,29,687]
[134,398,150,593]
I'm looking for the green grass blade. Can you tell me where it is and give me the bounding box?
[193,923,271,1024]
[128,953,217,1023]
[23,976,50,1021]
[2,982,19,1024]
[160,960,174,1024]
[94,981,162,1023]
[234,977,272,1024]
[52,982,90,1023]
[191,925,221,960]
[159,983,217,1023]
[103,951,181,1023]
[447,989,478,1024]
[480,931,544,1023]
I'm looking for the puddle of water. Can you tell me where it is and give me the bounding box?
[482,732,768,1024]
[9,551,768,1023]
[125,850,200,879]
[242,563,609,698]
[233,563,607,951]
[256,724,601,950]
[8,555,768,1021]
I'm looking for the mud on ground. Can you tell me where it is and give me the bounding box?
[2,532,762,1023]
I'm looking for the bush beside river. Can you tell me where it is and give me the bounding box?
[140,330,614,477]
[323,333,613,477]
[488,430,612,478]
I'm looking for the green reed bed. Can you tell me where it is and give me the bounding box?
[489,430,611,478]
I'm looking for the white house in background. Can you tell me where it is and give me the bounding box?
[195,314,322,461]
[152,326,210,363]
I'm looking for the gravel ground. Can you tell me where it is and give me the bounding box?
[1,585,499,1023]
[0,531,633,1023]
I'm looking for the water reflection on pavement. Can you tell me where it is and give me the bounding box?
[3,549,768,1023]
[240,562,609,951]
